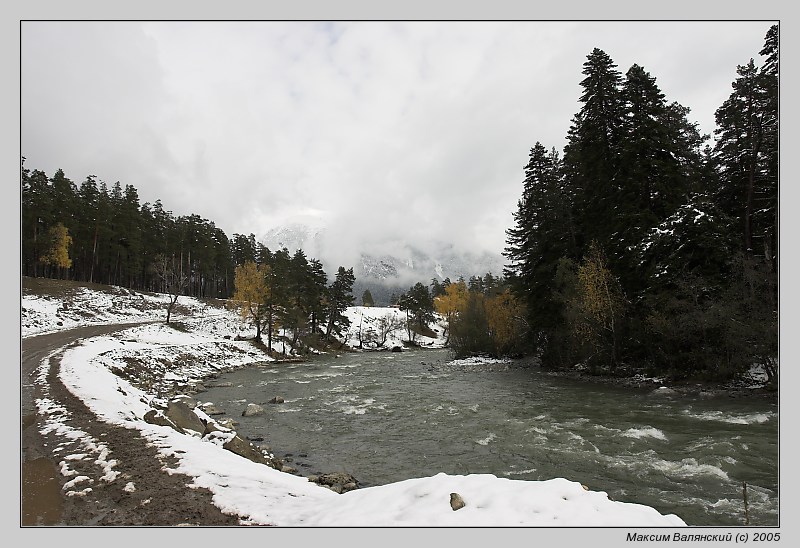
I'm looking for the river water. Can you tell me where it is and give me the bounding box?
[198,347,779,526]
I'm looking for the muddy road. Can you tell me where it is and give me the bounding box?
[20,323,242,526]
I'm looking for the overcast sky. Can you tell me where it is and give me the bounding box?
[21,20,776,269]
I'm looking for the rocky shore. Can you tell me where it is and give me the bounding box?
[146,373,361,495]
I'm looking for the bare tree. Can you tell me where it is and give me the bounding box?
[375,312,406,347]
[151,253,189,324]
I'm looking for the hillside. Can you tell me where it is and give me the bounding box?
[21,277,447,353]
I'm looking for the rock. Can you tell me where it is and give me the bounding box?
[165,400,206,435]
[281,465,299,475]
[222,434,276,467]
[314,472,359,493]
[216,418,238,429]
[450,492,466,511]
[172,395,197,409]
[199,403,225,416]
[246,436,265,442]
[652,386,677,396]
[268,396,285,404]
[202,420,233,436]
[391,346,403,353]
[242,403,265,417]
[143,409,183,433]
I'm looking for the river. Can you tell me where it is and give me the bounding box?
[198,347,779,526]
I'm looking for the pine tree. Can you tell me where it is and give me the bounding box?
[325,266,356,341]
[306,258,329,335]
[362,289,375,307]
[758,24,779,272]
[263,247,292,351]
[614,64,706,292]
[712,57,773,257]
[504,143,572,331]
[563,48,625,251]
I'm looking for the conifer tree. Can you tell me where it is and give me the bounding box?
[325,266,355,342]
[362,289,375,307]
[712,57,774,257]
[563,48,624,251]
[504,143,572,331]
[398,282,435,334]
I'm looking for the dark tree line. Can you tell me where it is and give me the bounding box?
[20,163,355,316]
[504,25,778,383]
[21,165,237,298]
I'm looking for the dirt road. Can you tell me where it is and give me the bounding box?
[21,324,242,526]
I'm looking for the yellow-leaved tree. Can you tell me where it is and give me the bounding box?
[232,261,271,341]
[573,241,627,370]
[485,288,526,357]
[39,222,72,278]
[434,280,468,344]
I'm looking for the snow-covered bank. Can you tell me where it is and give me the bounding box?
[23,283,687,526]
[341,306,447,350]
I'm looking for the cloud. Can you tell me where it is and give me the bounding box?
[21,20,776,272]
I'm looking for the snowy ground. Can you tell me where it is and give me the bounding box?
[21,282,688,527]
[341,305,447,350]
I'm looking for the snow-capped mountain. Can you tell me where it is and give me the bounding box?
[258,222,505,304]
[260,223,327,259]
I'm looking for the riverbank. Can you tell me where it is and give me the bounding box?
[424,349,777,401]
[21,280,692,526]
[534,363,778,401]
[25,315,688,526]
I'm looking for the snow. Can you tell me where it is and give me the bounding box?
[22,284,688,528]
[341,305,448,350]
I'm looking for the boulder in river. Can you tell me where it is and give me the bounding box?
[268,396,285,404]
[199,402,225,415]
[242,403,265,417]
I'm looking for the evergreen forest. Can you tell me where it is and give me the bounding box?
[501,25,778,383]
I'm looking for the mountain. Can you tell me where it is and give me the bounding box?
[259,222,506,305]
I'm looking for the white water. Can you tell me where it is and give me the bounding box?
[198,348,779,526]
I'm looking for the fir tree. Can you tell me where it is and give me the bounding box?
[362,289,375,307]
[325,266,356,342]
[563,48,625,251]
